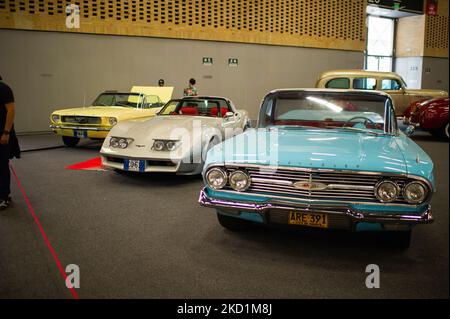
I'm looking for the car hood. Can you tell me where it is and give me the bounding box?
[52,106,160,119]
[405,89,448,97]
[108,115,221,142]
[207,128,409,174]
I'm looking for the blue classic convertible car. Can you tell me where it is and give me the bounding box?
[199,89,434,248]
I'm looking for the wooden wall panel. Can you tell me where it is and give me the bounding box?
[396,15,425,57]
[424,0,449,58]
[0,0,367,51]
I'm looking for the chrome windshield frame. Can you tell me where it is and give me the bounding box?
[257,89,396,136]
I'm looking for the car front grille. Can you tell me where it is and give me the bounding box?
[61,116,102,125]
[222,166,410,205]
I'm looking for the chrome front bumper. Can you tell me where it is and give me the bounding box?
[199,188,433,225]
[50,125,111,131]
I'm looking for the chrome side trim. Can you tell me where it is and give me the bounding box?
[198,188,433,224]
[327,184,374,191]
[251,177,294,186]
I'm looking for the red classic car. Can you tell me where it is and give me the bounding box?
[403,97,449,140]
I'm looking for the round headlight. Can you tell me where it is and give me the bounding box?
[205,168,228,190]
[153,140,165,151]
[109,117,118,126]
[166,141,178,151]
[375,180,400,203]
[110,137,119,148]
[52,114,60,123]
[404,181,428,204]
[229,170,251,191]
[118,138,128,149]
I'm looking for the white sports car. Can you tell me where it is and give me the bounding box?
[100,96,251,175]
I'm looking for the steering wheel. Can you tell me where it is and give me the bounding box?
[343,116,375,128]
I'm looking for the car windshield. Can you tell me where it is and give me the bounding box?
[159,99,231,117]
[92,93,145,108]
[259,91,389,134]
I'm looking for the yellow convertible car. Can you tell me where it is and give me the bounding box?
[50,86,173,147]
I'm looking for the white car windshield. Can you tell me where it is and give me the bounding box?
[159,99,231,117]
[259,91,390,134]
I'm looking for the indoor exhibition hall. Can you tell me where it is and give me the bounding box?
[0,0,448,303]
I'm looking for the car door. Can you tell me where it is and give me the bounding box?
[381,78,408,115]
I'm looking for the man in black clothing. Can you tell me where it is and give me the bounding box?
[0,75,20,210]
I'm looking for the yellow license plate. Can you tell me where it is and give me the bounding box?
[288,212,328,228]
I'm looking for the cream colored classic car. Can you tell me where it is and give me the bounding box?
[316,70,448,116]
[50,86,173,147]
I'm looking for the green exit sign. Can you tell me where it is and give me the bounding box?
[228,58,238,67]
[202,57,213,66]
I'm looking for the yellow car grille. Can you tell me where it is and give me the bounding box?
[61,116,102,125]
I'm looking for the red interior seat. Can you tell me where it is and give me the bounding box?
[180,106,199,115]
[210,107,229,117]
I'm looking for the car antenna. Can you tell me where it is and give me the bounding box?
[83,92,86,108]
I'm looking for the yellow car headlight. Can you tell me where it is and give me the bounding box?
[108,117,118,126]
[52,114,60,123]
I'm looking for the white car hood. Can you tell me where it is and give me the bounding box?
[101,115,223,160]
[111,115,221,142]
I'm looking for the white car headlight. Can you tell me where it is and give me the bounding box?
[404,181,428,204]
[229,170,251,191]
[109,117,118,126]
[152,140,180,151]
[375,180,400,203]
[166,141,180,151]
[153,140,165,151]
[52,114,60,123]
[110,137,132,149]
[205,168,228,190]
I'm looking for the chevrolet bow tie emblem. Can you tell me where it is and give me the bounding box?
[293,181,328,191]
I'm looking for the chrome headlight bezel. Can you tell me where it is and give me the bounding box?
[108,117,118,126]
[52,114,60,123]
[205,167,228,190]
[229,170,251,192]
[152,140,181,151]
[110,137,133,149]
[404,181,429,204]
[166,141,178,151]
[374,180,400,203]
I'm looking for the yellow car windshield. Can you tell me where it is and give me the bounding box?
[92,93,144,108]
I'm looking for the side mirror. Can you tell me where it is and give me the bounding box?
[225,111,234,118]
[405,125,416,136]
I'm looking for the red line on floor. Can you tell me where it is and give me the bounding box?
[10,164,79,300]
[65,156,103,171]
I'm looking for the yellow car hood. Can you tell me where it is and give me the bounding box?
[52,106,160,120]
